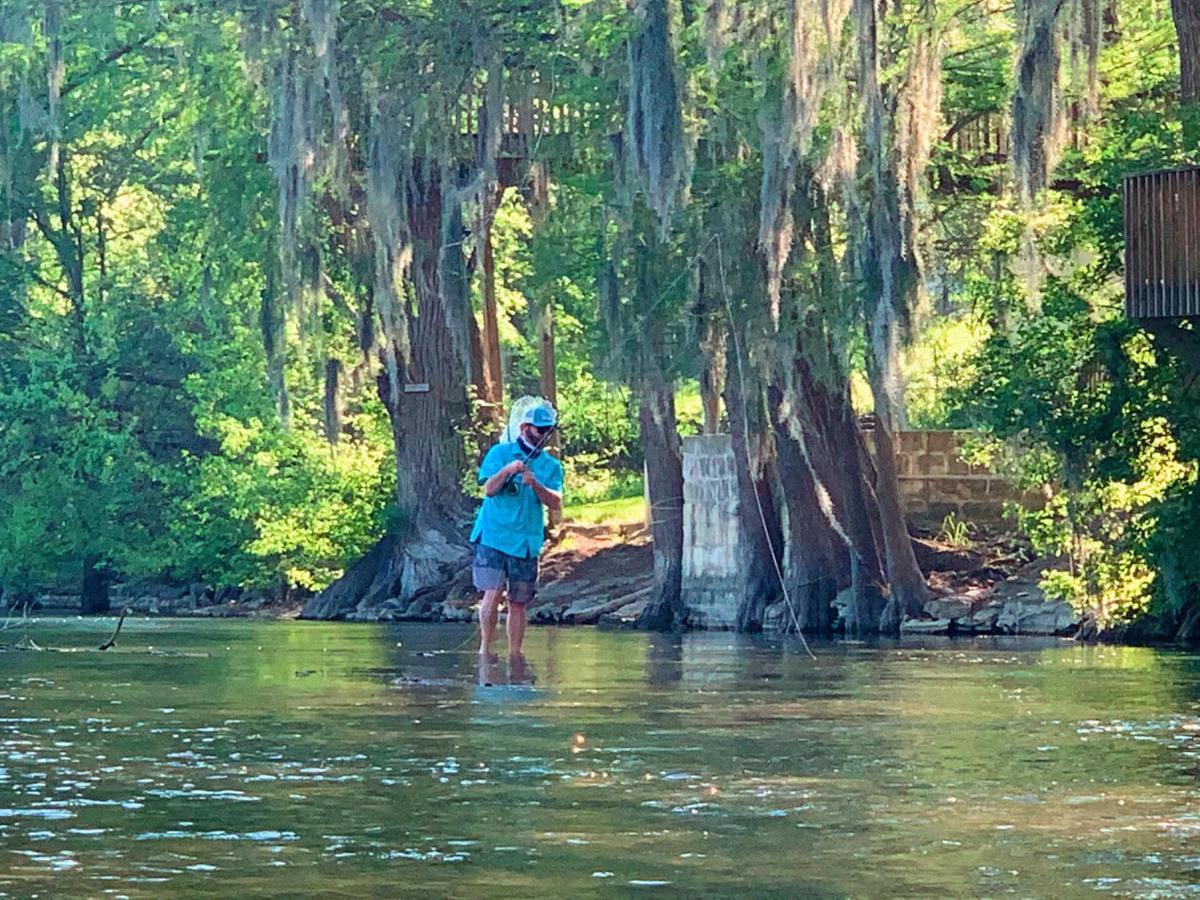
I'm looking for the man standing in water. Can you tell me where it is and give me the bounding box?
[471,401,563,658]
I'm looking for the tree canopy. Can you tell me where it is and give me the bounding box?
[1,0,1198,638]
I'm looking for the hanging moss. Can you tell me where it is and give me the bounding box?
[758,0,847,327]
[1065,0,1101,121]
[626,0,692,232]
[302,0,349,198]
[1012,0,1068,204]
[267,38,318,311]
[364,78,413,407]
[704,0,730,72]
[895,26,944,266]
[43,0,63,173]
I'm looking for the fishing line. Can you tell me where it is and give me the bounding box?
[715,235,817,661]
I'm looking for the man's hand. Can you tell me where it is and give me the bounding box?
[522,468,562,510]
[521,467,539,489]
[485,459,526,497]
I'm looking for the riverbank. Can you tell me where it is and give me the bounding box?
[9,521,1082,637]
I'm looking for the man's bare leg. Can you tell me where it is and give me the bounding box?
[479,589,502,654]
[506,600,528,656]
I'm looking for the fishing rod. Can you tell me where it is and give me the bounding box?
[500,413,564,492]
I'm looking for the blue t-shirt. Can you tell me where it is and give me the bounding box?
[469,441,565,558]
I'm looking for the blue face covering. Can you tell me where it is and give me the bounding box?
[515,434,542,459]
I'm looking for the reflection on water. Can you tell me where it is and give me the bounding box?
[1,620,1199,896]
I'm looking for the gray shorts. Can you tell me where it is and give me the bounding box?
[471,543,539,604]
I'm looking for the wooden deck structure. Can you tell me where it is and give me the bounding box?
[1124,167,1200,319]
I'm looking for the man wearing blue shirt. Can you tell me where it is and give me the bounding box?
[471,402,564,657]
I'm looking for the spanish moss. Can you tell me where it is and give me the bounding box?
[1012,0,1067,204]
[365,79,413,406]
[43,0,63,173]
[895,23,944,264]
[758,0,846,326]
[1065,0,1102,122]
[302,0,350,198]
[266,38,318,310]
[626,0,692,232]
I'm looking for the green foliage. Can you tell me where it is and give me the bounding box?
[939,21,1200,636]
[937,512,974,549]
[1,0,1198,643]
[170,404,394,592]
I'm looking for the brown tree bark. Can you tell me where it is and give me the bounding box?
[769,385,840,632]
[635,350,686,630]
[379,170,472,532]
[1172,0,1200,105]
[699,313,725,434]
[323,357,342,443]
[538,297,563,528]
[306,170,474,621]
[478,185,505,439]
[866,412,927,628]
[852,0,932,630]
[723,336,785,632]
[772,347,890,633]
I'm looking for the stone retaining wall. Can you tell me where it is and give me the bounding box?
[875,430,1032,530]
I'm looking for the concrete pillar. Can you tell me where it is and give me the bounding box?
[680,434,743,628]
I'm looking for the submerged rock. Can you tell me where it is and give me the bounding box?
[987,559,1079,635]
[900,617,953,635]
[995,598,1076,635]
[923,596,972,621]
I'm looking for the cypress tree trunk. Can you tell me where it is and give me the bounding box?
[538,298,563,528]
[723,333,784,632]
[304,170,471,620]
[636,355,686,630]
[1171,0,1200,105]
[385,170,470,531]
[771,349,890,633]
[1172,0,1200,146]
[868,413,927,627]
[323,358,342,443]
[81,555,109,615]
[769,385,840,632]
[852,0,931,630]
[699,313,725,434]
[479,186,505,438]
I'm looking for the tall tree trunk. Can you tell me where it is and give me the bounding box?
[305,170,472,621]
[260,266,291,427]
[853,0,931,630]
[479,185,505,438]
[1172,0,1200,145]
[382,170,471,532]
[81,555,109,615]
[636,355,686,630]
[323,357,342,443]
[774,346,890,633]
[723,329,784,631]
[769,384,840,632]
[864,411,926,627]
[699,313,725,434]
[538,297,563,528]
[467,313,494,458]
[1171,0,1200,105]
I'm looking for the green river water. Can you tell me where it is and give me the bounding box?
[1,619,1199,897]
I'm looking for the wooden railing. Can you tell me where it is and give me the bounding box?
[1124,167,1200,319]
[449,78,609,159]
